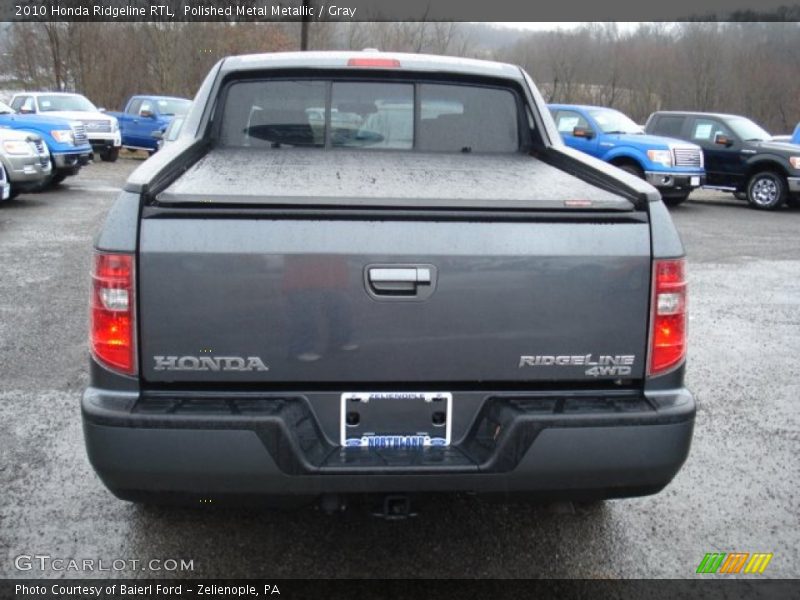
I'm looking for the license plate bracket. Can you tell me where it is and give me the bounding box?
[340,392,452,448]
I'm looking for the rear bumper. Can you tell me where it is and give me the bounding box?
[83,387,695,501]
[645,171,705,192]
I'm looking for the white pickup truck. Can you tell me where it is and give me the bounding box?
[10,92,122,162]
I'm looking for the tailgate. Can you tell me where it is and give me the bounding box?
[138,216,651,384]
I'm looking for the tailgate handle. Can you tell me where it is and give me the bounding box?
[366,266,435,298]
[369,267,431,284]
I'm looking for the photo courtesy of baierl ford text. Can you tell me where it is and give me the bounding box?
[1,0,799,598]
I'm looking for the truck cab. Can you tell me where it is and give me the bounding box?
[549,104,705,206]
[108,96,192,154]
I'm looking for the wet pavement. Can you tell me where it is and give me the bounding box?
[1,158,798,578]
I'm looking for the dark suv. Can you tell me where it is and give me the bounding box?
[645,111,800,210]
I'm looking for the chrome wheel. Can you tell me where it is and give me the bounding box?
[747,172,786,210]
[751,178,777,206]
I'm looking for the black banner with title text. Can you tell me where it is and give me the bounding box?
[3,0,800,22]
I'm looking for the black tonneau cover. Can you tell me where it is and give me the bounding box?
[156,149,633,211]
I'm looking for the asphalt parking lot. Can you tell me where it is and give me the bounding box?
[1,157,798,579]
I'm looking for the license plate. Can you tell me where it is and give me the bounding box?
[340,392,452,448]
[690,176,700,186]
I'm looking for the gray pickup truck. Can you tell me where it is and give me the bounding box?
[83,52,694,512]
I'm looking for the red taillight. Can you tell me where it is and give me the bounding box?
[648,258,687,376]
[347,57,401,68]
[90,252,136,375]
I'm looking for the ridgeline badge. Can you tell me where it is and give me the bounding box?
[518,354,635,377]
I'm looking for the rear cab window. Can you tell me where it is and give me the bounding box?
[651,116,685,138]
[218,78,522,153]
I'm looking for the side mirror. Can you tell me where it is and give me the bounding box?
[151,130,164,140]
[573,126,595,140]
[19,108,34,114]
[98,107,106,113]
[714,133,733,147]
[140,109,155,119]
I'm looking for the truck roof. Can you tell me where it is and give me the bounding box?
[13,91,87,97]
[129,94,190,101]
[548,104,625,112]
[220,51,523,80]
[649,110,747,121]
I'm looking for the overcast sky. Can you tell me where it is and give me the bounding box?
[492,22,640,31]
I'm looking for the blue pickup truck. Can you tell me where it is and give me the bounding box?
[0,99,92,186]
[548,104,706,205]
[107,95,192,153]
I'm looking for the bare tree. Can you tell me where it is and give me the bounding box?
[345,22,371,50]
[677,22,721,111]
[4,21,800,133]
[40,22,69,90]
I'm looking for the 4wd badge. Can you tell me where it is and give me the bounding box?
[519,354,635,377]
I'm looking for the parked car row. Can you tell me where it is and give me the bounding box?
[0,91,190,203]
[9,92,122,162]
[549,104,800,210]
[0,99,92,198]
[2,85,797,211]
[549,104,705,206]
